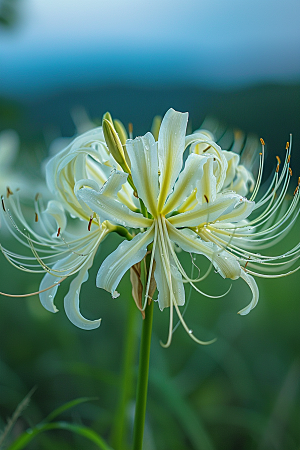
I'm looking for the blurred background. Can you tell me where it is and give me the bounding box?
[1,0,300,449]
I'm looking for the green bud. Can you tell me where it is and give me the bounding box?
[102,111,113,125]
[102,118,131,174]
[113,119,128,145]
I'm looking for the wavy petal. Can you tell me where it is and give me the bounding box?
[168,194,242,228]
[196,157,217,204]
[238,271,259,314]
[167,223,241,280]
[232,165,255,197]
[43,200,67,233]
[222,150,240,188]
[186,133,228,191]
[157,108,188,211]
[217,198,254,223]
[97,225,155,296]
[163,153,207,215]
[39,254,79,313]
[64,251,101,330]
[77,171,152,228]
[126,132,159,216]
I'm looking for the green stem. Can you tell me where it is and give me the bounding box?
[132,300,154,450]
[110,297,138,449]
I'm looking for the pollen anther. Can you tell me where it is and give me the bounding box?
[1,196,6,212]
[88,215,93,231]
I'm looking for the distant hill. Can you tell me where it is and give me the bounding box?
[1,82,300,166]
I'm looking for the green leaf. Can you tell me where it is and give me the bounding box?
[6,421,114,450]
[44,396,98,423]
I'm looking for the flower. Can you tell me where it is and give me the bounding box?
[1,108,300,346]
[74,109,262,346]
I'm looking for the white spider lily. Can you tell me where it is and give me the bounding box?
[2,109,300,346]
[75,108,267,346]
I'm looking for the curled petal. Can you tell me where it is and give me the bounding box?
[64,252,101,330]
[238,271,259,315]
[77,171,151,228]
[222,150,240,188]
[97,225,155,296]
[167,224,241,280]
[39,254,82,313]
[196,157,217,204]
[43,200,67,233]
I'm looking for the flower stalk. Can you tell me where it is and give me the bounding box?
[132,299,154,450]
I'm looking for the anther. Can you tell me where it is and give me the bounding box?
[287,155,291,163]
[286,142,289,150]
[35,212,38,222]
[259,152,262,156]
[260,138,265,145]
[204,194,209,203]
[35,193,40,202]
[276,165,280,173]
[276,156,281,165]
[6,187,13,198]
[294,186,298,196]
[57,227,61,237]
[289,167,293,176]
[1,196,6,212]
[203,145,212,153]
[128,123,133,139]
[298,177,300,185]
[88,215,93,231]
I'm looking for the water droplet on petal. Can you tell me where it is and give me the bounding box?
[188,329,193,334]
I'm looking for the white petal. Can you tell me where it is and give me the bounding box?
[39,272,60,313]
[232,165,255,197]
[167,223,241,280]
[187,133,228,191]
[77,171,152,228]
[163,153,207,214]
[238,271,259,315]
[46,127,113,218]
[222,150,240,188]
[168,194,242,228]
[157,108,188,211]
[217,198,255,223]
[39,253,88,313]
[126,132,159,217]
[43,200,67,232]
[64,252,101,330]
[196,157,217,204]
[97,226,155,296]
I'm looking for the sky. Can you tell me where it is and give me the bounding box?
[0,0,300,99]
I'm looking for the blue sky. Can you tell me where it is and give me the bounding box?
[1,0,300,99]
